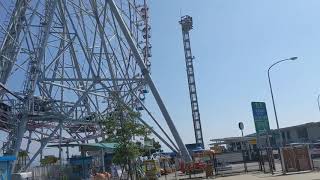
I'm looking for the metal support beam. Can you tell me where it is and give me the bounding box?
[138,117,177,153]
[0,0,29,84]
[108,0,191,162]
[133,93,179,151]
[11,0,58,172]
[21,123,62,172]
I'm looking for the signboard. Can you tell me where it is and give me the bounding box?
[248,139,257,145]
[144,139,153,148]
[251,102,270,134]
[238,122,244,130]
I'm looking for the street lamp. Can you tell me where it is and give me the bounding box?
[267,56,297,173]
[268,56,297,146]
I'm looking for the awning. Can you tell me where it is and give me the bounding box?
[48,142,118,153]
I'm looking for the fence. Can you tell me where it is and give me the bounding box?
[282,146,312,173]
[214,148,265,176]
[32,165,70,180]
[310,148,320,170]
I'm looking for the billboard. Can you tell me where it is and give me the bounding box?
[251,102,270,134]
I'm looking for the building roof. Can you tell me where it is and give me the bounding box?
[209,136,256,145]
[279,121,320,131]
[48,142,118,152]
[0,156,16,161]
[80,143,118,152]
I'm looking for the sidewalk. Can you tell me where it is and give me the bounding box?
[215,171,320,180]
[159,171,320,179]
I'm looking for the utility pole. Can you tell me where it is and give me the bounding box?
[179,15,204,148]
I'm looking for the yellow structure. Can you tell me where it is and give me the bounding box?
[144,159,160,180]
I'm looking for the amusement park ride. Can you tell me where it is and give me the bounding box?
[0,0,191,172]
[179,15,204,148]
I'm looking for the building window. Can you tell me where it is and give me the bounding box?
[297,127,308,140]
[282,131,285,140]
[287,131,291,140]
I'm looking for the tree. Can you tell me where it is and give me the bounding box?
[40,155,58,165]
[153,141,162,152]
[140,138,163,157]
[103,106,150,179]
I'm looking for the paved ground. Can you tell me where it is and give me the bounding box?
[216,171,320,180]
[159,171,320,180]
[159,158,320,179]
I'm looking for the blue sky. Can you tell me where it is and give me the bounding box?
[2,0,320,157]
[145,0,320,148]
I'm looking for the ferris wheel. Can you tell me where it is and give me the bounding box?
[0,0,190,172]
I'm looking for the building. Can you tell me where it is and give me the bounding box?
[210,121,320,150]
[278,121,320,145]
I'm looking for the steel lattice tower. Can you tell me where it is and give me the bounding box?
[179,15,204,148]
[0,0,191,172]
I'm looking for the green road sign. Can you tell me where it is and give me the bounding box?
[251,102,270,134]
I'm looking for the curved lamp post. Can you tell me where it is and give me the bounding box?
[268,56,297,146]
[268,56,297,173]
